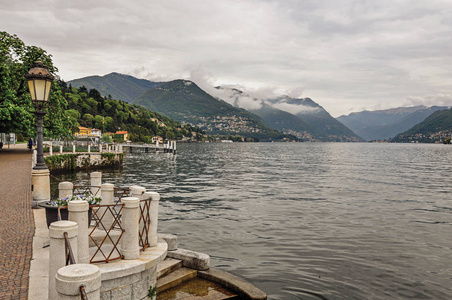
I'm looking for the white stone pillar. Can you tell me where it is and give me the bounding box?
[174,141,177,154]
[130,185,146,200]
[88,145,91,153]
[121,197,140,259]
[99,144,103,153]
[90,172,102,197]
[49,221,78,300]
[55,264,101,300]
[131,185,146,246]
[68,200,89,263]
[58,181,73,200]
[59,145,63,154]
[144,192,160,247]
[49,144,53,155]
[72,144,76,153]
[100,183,114,230]
[32,169,50,207]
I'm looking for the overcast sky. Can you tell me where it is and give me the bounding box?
[1,0,452,117]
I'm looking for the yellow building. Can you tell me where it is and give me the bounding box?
[152,136,163,143]
[75,127,92,138]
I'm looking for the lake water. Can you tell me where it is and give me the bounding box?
[53,143,452,299]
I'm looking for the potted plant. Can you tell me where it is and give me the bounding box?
[39,193,102,227]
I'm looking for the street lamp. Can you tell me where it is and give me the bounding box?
[25,59,54,206]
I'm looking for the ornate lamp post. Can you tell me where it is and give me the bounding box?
[25,59,54,206]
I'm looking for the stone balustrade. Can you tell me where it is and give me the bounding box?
[49,171,163,299]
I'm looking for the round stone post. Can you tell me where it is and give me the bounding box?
[130,185,146,200]
[173,141,177,154]
[49,144,53,155]
[131,185,146,245]
[68,200,89,263]
[58,181,73,200]
[144,192,160,247]
[72,144,76,153]
[49,221,78,300]
[32,169,50,206]
[59,145,63,154]
[88,144,91,153]
[121,197,140,259]
[56,264,101,300]
[156,140,159,152]
[90,172,102,197]
[99,144,103,153]
[99,183,114,230]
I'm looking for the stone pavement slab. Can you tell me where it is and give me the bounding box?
[0,148,34,299]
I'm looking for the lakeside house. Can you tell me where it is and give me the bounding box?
[114,130,129,142]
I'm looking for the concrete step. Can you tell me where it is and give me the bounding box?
[157,258,183,279]
[157,267,197,293]
[157,277,239,300]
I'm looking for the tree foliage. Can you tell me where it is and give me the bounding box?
[62,85,205,142]
[0,32,75,138]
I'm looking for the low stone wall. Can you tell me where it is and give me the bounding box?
[98,243,167,300]
[44,152,123,173]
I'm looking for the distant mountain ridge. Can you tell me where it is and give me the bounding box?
[133,80,291,140]
[270,96,361,141]
[337,106,448,141]
[69,72,163,103]
[214,87,361,141]
[68,73,359,141]
[391,108,452,143]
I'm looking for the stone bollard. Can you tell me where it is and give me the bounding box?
[156,140,159,152]
[58,181,73,200]
[131,185,146,245]
[173,141,177,155]
[72,144,76,153]
[144,191,160,247]
[121,197,140,259]
[49,221,78,300]
[130,185,146,200]
[99,183,114,230]
[49,144,53,155]
[56,264,101,300]
[68,200,89,263]
[90,172,102,197]
[99,144,103,153]
[59,145,63,154]
[88,144,91,153]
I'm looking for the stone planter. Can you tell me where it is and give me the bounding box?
[38,203,92,227]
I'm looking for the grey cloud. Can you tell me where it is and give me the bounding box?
[2,0,452,116]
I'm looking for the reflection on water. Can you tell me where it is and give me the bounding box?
[50,143,452,299]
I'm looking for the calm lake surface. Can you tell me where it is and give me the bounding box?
[53,143,452,299]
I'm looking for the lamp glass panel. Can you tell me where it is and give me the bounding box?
[27,80,36,101]
[34,79,46,101]
[44,80,52,101]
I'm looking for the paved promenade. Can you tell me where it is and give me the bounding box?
[0,144,34,299]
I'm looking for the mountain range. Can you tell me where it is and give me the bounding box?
[391,108,452,143]
[213,87,361,141]
[69,72,448,143]
[69,73,362,141]
[337,106,448,141]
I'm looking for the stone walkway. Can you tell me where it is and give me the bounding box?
[0,145,34,299]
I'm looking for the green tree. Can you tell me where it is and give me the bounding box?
[0,32,75,138]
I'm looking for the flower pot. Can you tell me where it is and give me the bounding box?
[38,203,92,227]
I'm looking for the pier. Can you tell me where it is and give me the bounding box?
[120,140,177,154]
